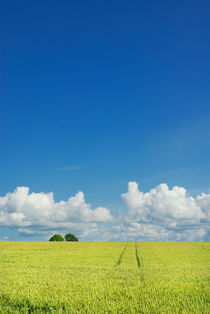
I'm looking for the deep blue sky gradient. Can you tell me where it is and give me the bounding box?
[1,0,210,220]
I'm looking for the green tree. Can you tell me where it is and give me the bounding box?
[49,234,64,241]
[65,233,78,242]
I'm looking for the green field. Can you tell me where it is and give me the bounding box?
[0,242,209,313]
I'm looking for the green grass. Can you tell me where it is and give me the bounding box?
[0,242,209,313]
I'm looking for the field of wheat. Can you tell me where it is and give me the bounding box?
[0,242,209,313]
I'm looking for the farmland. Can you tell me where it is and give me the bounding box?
[0,242,209,313]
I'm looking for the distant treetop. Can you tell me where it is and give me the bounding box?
[65,233,78,242]
[49,233,78,242]
[49,234,64,241]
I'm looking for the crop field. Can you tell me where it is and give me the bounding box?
[0,242,210,313]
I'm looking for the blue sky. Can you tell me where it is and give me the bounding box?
[1,0,210,241]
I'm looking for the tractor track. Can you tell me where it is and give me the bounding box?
[116,244,127,266]
[135,243,141,268]
[135,243,144,283]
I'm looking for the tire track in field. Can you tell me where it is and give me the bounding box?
[135,243,141,268]
[135,243,144,283]
[99,244,128,283]
[116,244,127,266]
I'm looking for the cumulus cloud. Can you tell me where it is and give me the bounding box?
[122,182,206,222]
[121,181,210,241]
[0,183,210,241]
[196,193,210,221]
[0,187,112,237]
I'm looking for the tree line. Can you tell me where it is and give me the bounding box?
[49,233,78,241]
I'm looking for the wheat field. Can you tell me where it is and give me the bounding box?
[0,242,209,313]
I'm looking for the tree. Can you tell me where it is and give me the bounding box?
[65,233,78,242]
[49,234,64,241]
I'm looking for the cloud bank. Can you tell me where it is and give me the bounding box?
[0,182,209,241]
[0,187,112,239]
[121,182,209,241]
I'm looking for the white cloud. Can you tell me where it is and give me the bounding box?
[121,181,210,241]
[122,182,205,222]
[196,193,210,221]
[54,192,112,223]
[0,235,9,241]
[175,228,206,241]
[0,182,210,241]
[18,228,51,236]
[0,187,112,233]
[110,222,169,242]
